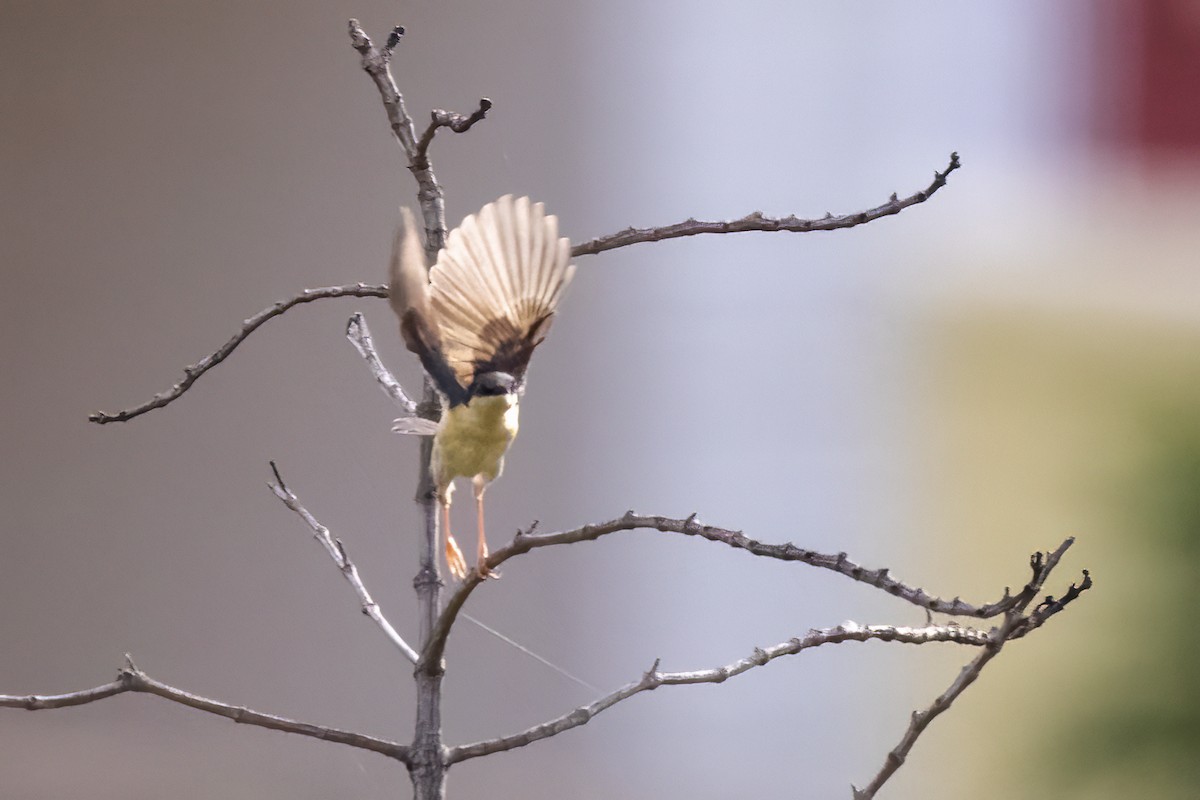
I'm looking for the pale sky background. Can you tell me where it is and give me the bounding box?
[0,2,1133,799]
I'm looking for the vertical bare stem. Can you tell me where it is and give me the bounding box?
[349,18,451,799]
[411,438,446,800]
[410,209,448,800]
[410,158,449,800]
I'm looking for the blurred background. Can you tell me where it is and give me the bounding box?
[2,1,1198,798]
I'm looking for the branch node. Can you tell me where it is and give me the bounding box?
[413,566,443,592]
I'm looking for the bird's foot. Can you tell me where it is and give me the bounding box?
[446,536,469,580]
[474,535,499,579]
[474,562,501,580]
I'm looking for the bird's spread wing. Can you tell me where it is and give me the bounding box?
[389,207,470,406]
[428,195,575,395]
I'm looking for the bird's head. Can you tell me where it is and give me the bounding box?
[469,371,517,397]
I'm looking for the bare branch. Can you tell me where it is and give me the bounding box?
[88,19,449,427]
[346,312,418,414]
[570,152,961,257]
[415,98,493,161]
[852,642,1002,799]
[1010,569,1093,640]
[420,511,1017,671]
[87,150,960,426]
[347,19,420,159]
[852,538,1084,799]
[347,19,447,258]
[348,24,451,799]
[1,679,128,709]
[0,656,408,762]
[88,283,387,424]
[383,25,405,57]
[268,462,420,664]
[446,622,991,764]
[88,33,959,430]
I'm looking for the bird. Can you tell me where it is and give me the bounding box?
[388,195,575,580]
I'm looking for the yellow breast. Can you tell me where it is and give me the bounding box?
[433,394,520,489]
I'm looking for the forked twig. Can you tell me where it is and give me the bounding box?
[851,538,1085,798]
[348,18,447,257]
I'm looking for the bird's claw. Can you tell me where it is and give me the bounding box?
[446,536,469,580]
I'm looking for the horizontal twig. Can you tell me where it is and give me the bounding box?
[0,655,409,762]
[268,461,420,664]
[570,153,960,257]
[89,284,387,424]
[446,621,991,764]
[420,511,1017,671]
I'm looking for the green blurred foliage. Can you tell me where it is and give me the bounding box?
[1050,402,1200,797]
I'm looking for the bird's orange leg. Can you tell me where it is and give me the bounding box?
[441,487,468,580]
[473,475,499,579]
